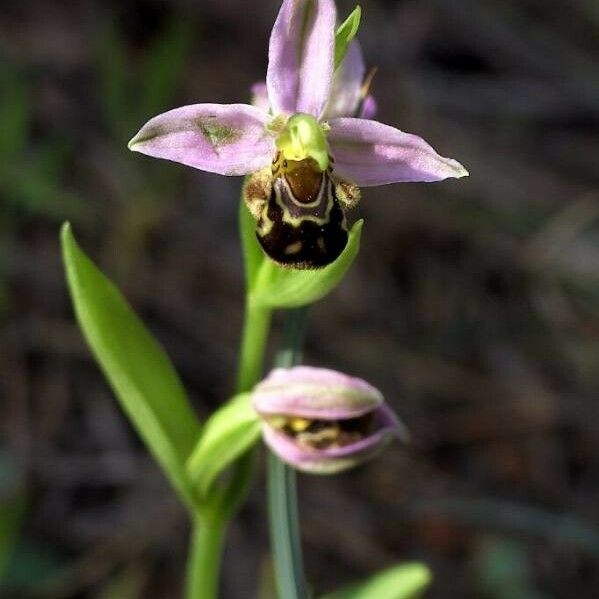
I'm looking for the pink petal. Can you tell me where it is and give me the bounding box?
[251,82,271,113]
[323,41,365,119]
[267,0,336,118]
[328,118,469,186]
[359,95,377,119]
[128,104,274,176]
[252,366,383,420]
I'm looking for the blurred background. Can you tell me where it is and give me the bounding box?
[1,0,599,597]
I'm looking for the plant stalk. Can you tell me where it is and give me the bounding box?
[236,300,272,393]
[268,306,310,599]
[185,513,226,599]
[185,297,272,598]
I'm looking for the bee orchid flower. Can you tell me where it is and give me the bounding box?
[129,0,468,269]
[252,366,408,474]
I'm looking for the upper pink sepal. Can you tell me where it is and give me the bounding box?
[128,103,274,176]
[267,0,337,118]
[327,117,469,186]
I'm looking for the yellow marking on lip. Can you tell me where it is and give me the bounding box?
[258,204,274,236]
[289,417,311,432]
[282,174,325,209]
[284,241,303,255]
[275,177,335,227]
[296,423,342,449]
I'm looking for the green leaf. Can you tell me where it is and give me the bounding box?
[61,223,200,510]
[0,154,88,223]
[251,220,363,309]
[322,563,432,599]
[239,196,265,290]
[186,393,261,499]
[334,6,362,70]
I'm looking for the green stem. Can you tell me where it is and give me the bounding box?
[274,306,308,369]
[185,513,226,599]
[185,298,272,598]
[236,300,273,393]
[268,307,309,599]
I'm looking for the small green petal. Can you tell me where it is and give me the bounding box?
[334,6,362,71]
[276,113,329,171]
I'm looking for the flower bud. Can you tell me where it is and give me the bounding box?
[252,366,407,474]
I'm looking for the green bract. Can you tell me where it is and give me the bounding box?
[186,393,261,499]
[334,6,362,70]
[253,220,362,308]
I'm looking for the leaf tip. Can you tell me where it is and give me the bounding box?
[60,220,71,236]
[334,5,363,70]
[414,562,433,583]
[399,562,433,596]
[60,221,75,253]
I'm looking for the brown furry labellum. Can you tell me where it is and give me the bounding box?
[243,153,360,269]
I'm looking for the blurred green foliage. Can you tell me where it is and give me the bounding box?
[98,16,196,140]
[0,61,84,221]
[473,538,546,599]
[0,12,198,595]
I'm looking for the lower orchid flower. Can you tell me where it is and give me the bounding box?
[129,0,468,269]
[252,366,408,474]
